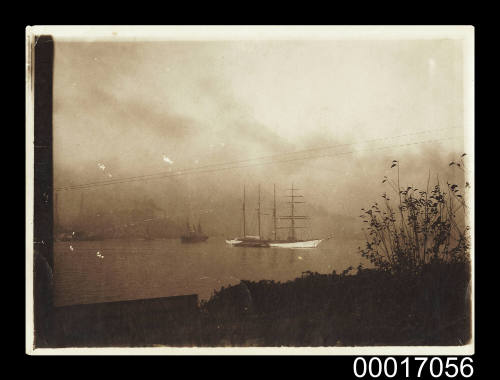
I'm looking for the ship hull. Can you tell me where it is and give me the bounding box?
[233,240,270,248]
[226,238,323,248]
[225,239,242,245]
[225,236,262,246]
[268,239,322,249]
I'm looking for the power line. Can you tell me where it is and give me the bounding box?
[55,135,463,191]
[58,127,461,189]
[55,129,463,192]
[56,127,460,191]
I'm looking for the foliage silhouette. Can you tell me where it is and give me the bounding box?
[359,155,470,273]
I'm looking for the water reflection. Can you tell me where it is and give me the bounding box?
[270,250,277,268]
[240,249,247,266]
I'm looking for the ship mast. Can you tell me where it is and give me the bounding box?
[290,184,295,240]
[280,184,307,241]
[242,185,246,237]
[273,184,277,241]
[257,184,261,239]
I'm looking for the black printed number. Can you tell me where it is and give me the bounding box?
[354,357,398,378]
[354,357,474,378]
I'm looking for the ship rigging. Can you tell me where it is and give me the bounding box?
[226,184,326,249]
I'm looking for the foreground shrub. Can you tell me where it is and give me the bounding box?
[359,155,470,273]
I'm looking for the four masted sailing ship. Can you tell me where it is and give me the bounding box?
[226,184,325,249]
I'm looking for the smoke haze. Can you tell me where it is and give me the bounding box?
[53,39,466,237]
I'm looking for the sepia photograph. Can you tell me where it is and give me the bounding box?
[26,26,474,355]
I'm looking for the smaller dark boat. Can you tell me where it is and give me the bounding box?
[180,221,208,244]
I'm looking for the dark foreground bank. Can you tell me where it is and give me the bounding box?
[200,262,471,346]
[43,261,470,347]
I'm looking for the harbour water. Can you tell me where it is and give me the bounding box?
[54,237,366,307]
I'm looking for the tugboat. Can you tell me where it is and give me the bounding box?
[180,221,208,243]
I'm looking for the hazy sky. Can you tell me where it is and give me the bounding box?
[53,38,466,226]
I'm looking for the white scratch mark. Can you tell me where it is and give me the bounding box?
[97,163,106,171]
[162,155,174,164]
[69,245,74,251]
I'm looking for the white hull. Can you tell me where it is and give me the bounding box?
[225,236,262,246]
[226,238,325,248]
[225,239,242,245]
[269,239,322,249]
